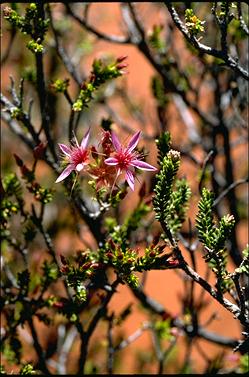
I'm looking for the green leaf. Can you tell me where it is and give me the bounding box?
[155,132,172,164]
[17,269,30,292]
[154,319,174,340]
[167,178,191,235]
[153,149,180,237]
[239,354,249,373]
[20,363,37,375]
[196,188,236,289]
[196,188,216,249]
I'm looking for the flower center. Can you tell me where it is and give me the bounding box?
[116,150,132,169]
[71,147,88,166]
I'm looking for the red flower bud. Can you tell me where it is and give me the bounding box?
[21,165,31,177]
[60,255,67,265]
[139,181,146,199]
[101,130,113,155]
[149,251,156,258]
[152,235,160,245]
[168,260,180,267]
[89,73,96,83]
[162,311,171,321]
[82,262,92,270]
[144,197,152,205]
[13,154,23,167]
[108,238,116,250]
[33,142,47,160]
[60,265,69,273]
[91,262,101,270]
[119,189,128,200]
[91,146,98,159]
[116,63,128,70]
[116,55,128,63]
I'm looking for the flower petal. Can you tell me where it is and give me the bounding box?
[127,131,141,152]
[125,170,135,191]
[130,159,157,171]
[58,143,71,157]
[81,128,90,149]
[111,132,122,152]
[105,157,119,165]
[55,165,74,183]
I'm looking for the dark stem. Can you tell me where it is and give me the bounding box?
[174,246,245,324]
[107,317,114,374]
[213,71,242,266]
[77,278,120,374]
[165,2,248,80]
[28,318,51,375]
[35,3,57,162]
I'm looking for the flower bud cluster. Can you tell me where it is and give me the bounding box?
[13,153,53,204]
[185,9,205,36]
[72,56,128,112]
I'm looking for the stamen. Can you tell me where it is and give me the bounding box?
[111,168,121,193]
[72,130,79,147]
[70,172,78,198]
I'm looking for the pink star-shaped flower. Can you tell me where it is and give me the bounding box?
[55,128,90,183]
[104,131,157,191]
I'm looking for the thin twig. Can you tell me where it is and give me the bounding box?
[199,150,215,193]
[165,2,248,80]
[1,111,35,150]
[28,318,51,375]
[174,245,244,323]
[237,2,249,36]
[107,316,114,374]
[232,275,247,324]
[48,5,83,86]
[35,3,57,162]
[115,322,151,351]
[65,3,131,44]
[104,101,155,141]
[1,27,16,65]
[213,178,249,207]
[1,93,40,145]
[57,325,78,375]
[77,278,120,374]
